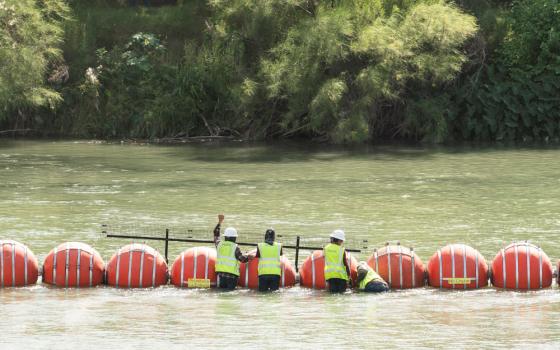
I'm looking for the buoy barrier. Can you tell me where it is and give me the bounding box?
[238,250,297,289]
[299,250,358,289]
[42,242,104,288]
[491,242,552,290]
[367,243,425,289]
[170,246,217,288]
[427,244,488,289]
[106,243,168,288]
[0,240,39,287]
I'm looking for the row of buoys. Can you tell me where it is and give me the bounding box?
[0,240,556,290]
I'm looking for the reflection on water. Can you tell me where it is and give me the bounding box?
[1,140,560,348]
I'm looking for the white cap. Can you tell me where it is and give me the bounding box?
[224,227,238,238]
[330,229,345,241]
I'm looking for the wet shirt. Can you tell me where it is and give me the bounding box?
[213,224,249,263]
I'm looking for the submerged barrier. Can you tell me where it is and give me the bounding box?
[0,240,39,287]
[105,243,168,288]
[427,244,489,289]
[367,243,424,289]
[2,239,560,291]
[42,242,104,287]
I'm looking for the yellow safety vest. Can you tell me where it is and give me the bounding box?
[323,243,348,281]
[257,242,282,276]
[358,269,384,290]
[216,241,240,276]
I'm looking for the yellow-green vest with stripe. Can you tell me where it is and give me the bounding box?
[358,269,384,290]
[216,241,240,276]
[257,242,282,276]
[323,243,348,281]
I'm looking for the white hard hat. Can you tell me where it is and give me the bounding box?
[330,229,345,241]
[224,227,238,238]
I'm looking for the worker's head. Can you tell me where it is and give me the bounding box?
[224,227,238,242]
[329,229,345,245]
[357,262,370,282]
[265,228,275,243]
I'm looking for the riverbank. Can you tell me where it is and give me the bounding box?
[2,0,559,144]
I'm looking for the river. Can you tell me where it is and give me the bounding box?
[1,140,560,349]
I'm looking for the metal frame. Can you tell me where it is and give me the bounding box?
[103,227,363,273]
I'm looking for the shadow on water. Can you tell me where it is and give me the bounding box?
[163,140,560,164]
[2,139,560,165]
[162,141,440,163]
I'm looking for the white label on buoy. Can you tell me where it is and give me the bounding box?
[443,277,475,285]
[187,278,211,288]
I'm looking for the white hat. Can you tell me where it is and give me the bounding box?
[330,229,345,241]
[224,227,238,238]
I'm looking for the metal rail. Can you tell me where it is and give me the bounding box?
[103,228,364,272]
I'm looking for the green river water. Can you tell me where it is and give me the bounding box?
[1,140,560,349]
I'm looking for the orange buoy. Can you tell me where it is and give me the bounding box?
[367,244,425,289]
[170,246,217,288]
[42,242,104,287]
[238,250,297,289]
[106,243,168,288]
[0,240,39,287]
[427,244,488,289]
[491,242,552,290]
[299,250,358,289]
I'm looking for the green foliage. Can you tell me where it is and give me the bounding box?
[9,0,559,144]
[0,0,70,123]
[450,0,560,142]
[500,0,560,67]
[249,1,477,142]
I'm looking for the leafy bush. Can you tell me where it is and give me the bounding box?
[450,0,560,142]
[0,0,70,126]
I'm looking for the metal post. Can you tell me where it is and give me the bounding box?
[164,229,169,264]
[295,236,301,273]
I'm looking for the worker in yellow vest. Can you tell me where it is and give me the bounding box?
[356,262,389,293]
[255,228,283,292]
[323,229,351,293]
[213,214,249,290]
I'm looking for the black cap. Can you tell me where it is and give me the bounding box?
[265,228,275,242]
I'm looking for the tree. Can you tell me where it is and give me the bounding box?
[0,0,70,126]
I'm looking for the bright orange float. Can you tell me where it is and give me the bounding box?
[238,250,297,289]
[491,242,552,290]
[0,240,39,287]
[299,250,358,289]
[106,243,168,288]
[170,246,217,288]
[427,244,488,289]
[367,243,425,289]
[42,242,104,287]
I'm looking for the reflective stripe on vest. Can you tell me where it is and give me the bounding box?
[257,242,281,276]
[358,269,384,290]
[323,243,348,281]
[216,241,240,276]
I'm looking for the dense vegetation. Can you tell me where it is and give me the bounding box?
[0,0,559,143]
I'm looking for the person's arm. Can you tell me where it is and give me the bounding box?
[343,250,351,280]
[255,245,260,258]
[213,214,224,247]
[235,247,249,263]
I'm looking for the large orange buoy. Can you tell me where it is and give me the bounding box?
[299,250,358,289]
[0,240,39,287]
[491,242,552,290]
[367,243,425,289]
[238,250,297,289]
[106,243,168,288]
[170,246,217,288]
[42,242,104,287]
[427,244,488,289]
